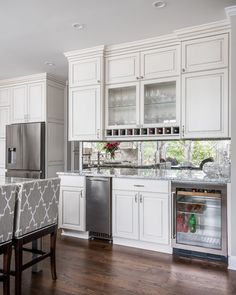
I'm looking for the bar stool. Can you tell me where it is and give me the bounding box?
[0,184,18,295]
[13,178,60,295]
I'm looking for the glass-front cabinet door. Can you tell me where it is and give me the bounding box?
[140,77,180,127]
[106,83,139,129]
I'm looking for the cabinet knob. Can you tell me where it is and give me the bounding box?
[135,194,138,203]
[136,77,140,80]
[182,68,186,73]
[97,80,101,83]
[140,76,144,79]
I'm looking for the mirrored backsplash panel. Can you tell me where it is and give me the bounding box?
[77,140,231,170]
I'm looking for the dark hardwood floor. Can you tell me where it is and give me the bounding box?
[1,233,236,295]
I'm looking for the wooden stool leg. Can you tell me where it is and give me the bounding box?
[3,243,12,295]
[15,240,23,295]
[50,228,57,280]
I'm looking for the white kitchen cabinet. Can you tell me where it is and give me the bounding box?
[11,82,45,124]
[182,69,228,138]
[106,53,140,84]
[11,85,28,123]
[112,178,170,251]
[0,139,6,173]
[139,191,169,244]
[0,107,10,138]
[140,77,180,127]
[69,85,102,141]
[28,82,45,122]
[69,57,102,87]
[182,34,228,73]
[141,46,180,80]
[60,186,85,231]
[112,190,139,240]
[105,82,139,129]
[0,88,10,106]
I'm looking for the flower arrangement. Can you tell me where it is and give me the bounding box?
[102,142,120,159]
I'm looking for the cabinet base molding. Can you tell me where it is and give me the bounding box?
[113,237,172,254]
[61,229,89,240]
[228,256,236,270]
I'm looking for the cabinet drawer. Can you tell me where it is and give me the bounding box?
[59,175,85,187]
[113,178,169,193]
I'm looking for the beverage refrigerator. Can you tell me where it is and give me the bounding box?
[171,182,227,261]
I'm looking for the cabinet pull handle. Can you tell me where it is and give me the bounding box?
[171,192,176,239]
[80,191,83,198]
[134,184,144,187]
[135,194,138,203]
[139,194,143,203]
[136,77,140,80]
[182,125,185,137]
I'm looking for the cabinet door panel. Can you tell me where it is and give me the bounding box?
[69,57,101,87]
[141,46,180,79]
[0,139,6,170]
[182,34,228,72]
[140,192,169,245]
[60,186,85,231]
[113,190,139,240]
[69,86,102,140]
[0,88,10,106]
[183,69,228,138]
[28,82,45,122]
[0,107,10,138]
[106,53,139,84]
[11,85,27,123]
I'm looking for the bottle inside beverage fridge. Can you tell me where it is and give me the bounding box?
[188,213,197,233]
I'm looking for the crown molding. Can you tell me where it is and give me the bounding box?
[225,6,236,18]
[64,45,105,60]
[0,72,66,87]
[175,19,231,40]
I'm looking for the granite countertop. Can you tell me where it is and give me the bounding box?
[57,168,230,184]
[0,176,34,186]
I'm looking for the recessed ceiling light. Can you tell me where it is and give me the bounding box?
[72,23,85,30]
[152,1,166,8]
[44,61,55,67]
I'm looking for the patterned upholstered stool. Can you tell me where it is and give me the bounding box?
[12,178,60,295]
[0,184,18,295]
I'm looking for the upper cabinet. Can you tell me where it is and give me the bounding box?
[69,57,102,87]
[65,46,104,141]
[11,82,45,124]
[140,46,180,80]
[182,69,228,138]
[65,21,230,140]
[182,34,228,73]
[106,53,140,84]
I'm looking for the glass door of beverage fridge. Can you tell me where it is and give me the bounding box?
[174,190,222,250]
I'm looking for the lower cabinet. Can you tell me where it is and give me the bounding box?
[59,175,86,233]
[112,178,171,252]
[59,186,85,231]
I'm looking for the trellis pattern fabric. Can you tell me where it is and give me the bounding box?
[0,184,18,244]
[14,178,60,238]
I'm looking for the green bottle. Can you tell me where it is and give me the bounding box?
[188,214,197,233]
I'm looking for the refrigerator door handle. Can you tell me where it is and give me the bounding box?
[171,192,176,239]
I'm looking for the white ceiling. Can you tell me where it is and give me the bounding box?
[0,0,235,80]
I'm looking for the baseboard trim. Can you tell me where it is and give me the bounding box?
[228,256,236,270]
[113,237,172,254]
[61,229,89,240]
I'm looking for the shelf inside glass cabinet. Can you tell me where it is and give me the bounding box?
[108,86,136,126]
[144,81,176,124]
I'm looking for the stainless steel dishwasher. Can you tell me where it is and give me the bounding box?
[86,176,112,241]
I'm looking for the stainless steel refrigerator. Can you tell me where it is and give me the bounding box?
[6,122,45,179]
